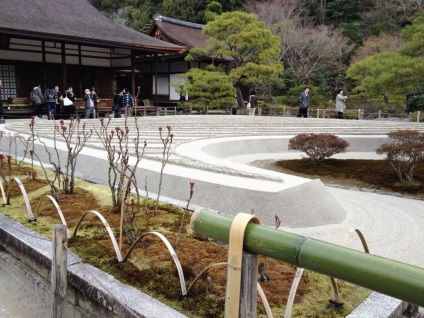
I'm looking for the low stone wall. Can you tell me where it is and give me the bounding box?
[347,292,424,318]
[0,213,187,318]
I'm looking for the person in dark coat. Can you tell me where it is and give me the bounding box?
[44,85,58,120]
[121,88,134,117]
[298,87,309,118]
[83,89,96,119]
[113,88,123,118]
[31,84,44,118]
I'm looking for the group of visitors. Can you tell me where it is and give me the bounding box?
[28,85,138,119]
[30,84,77,119]
[113,88,134,118]
[27,84,348,120]
[246,88,347,118]
[298,87,348,119]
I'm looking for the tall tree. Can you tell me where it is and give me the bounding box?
[348,12,424,107]
[400,13,424,57]
[186,11,282,106]
[127,0,164,32]
[162,0,210,23]
[245,0,354,94]
[361,0,424,35]
[351,33,403,63]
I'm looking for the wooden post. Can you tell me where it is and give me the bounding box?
[358,109,361,120]
[240,252,259,318]
[417,111,421,122]
[378,110,381,119]
[317,108,320,118]
[52,224,68,318]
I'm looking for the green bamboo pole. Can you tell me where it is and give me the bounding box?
[190,209,424,307]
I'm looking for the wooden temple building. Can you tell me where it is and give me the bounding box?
[0,0,194,116]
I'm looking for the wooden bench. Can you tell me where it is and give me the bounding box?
[3,98,35,118]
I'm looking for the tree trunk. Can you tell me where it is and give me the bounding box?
[236,87,245,108]
[383,93,389,111]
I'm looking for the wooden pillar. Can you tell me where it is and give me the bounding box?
[52,224,68,318]
[154,54,158,106]
[131,51,135,97]
[42,41,46,89]
[239,252,259,318]
[78,45,82,96]
[61,43,67,89]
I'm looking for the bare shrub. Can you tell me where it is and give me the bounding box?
[288,133,349,163]
[376,130,424,183]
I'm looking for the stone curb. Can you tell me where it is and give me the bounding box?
[0,213,187,318]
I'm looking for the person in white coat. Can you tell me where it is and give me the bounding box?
[335,90,347,119]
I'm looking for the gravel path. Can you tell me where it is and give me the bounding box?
[2,116,424,268]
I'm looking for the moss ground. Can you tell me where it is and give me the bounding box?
[1,163,377,317]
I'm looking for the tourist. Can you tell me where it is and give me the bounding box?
[121,88,134,117]
[44,85,58,120]
[248,91,258,116]
[113,88,123,118]
[335,90,347,119]
[298,87,309,118]
[30,84,44,118]
[83,89,95,119]
[90,87,100,118]
[54,85,61,115]
[63,86,76,117]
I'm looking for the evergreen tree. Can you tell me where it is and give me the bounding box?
[348,13,424,106]
[182,68,236,110]
[187,11,282,106]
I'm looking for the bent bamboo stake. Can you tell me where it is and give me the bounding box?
[73,210,123,262]
[257,282,274,318]
[13,177,35,222]
[225,212,260,318]
[330,228,371,304]
[35,195,71,238]
[124,231,187,297]
[0,180,7,206]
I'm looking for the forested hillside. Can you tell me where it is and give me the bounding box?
[90,0,424,107]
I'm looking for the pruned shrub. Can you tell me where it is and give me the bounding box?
[376,130,424,183]
[288,133,349,163]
